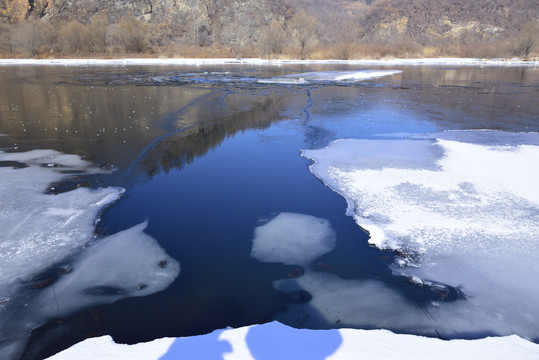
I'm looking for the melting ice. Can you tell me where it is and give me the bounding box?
[302,131,539,339]
[0,150,180,360]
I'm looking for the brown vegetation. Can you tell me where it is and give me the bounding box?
[0,0,537,59]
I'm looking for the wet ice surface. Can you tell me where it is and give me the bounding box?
[303,131,539,339]
[0,151,179,359]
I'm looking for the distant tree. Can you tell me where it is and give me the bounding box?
[515,21,538,59]
[59,21,86,53]
[221,21,251,59]
[12,19,53,56]
[258,20,286,59]
[287,10,318,60]
[89,13,109,53]
[114,17,149,53]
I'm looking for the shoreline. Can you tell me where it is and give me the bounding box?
[0,57,538,67]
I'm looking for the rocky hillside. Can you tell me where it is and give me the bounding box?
[0,0,537,58]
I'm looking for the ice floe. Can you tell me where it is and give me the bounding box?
[251,213,336,266]
[0,150,180,360]
[45,321,539,360]
[257,70,402,84]
[302,131,539,339]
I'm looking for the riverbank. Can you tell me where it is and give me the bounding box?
[0,57,538,67]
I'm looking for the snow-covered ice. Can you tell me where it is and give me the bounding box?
[251,213,336,265]
[257,70,402,84]
[0,150,180,360]
[302,131,539,339]
[45,321,539,360]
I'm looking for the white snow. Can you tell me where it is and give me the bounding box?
[302,131,539,339]
[257,70,402,84]
[0,150,180,360]
[45,321,539,360]
[0,58,537,67]
[251,213,336,266]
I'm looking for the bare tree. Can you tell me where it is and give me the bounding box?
[258,20,286,60]
[12,19,53,56]
[113,17,149,53]
[287,10,318,60]
[515,21,538,59]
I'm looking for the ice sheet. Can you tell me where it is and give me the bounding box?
[251,213,336,265]
[257,70,401,85]
[0,150,180,360]
[45,321,539,360]
[302,131,539,339]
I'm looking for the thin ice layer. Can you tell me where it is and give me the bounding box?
[257,70,401,84]
[251,213,336,265]
[302,131,539,339]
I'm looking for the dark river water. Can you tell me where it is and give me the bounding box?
[0,64,537,359]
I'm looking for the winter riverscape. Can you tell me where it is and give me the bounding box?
[0,59,538,359]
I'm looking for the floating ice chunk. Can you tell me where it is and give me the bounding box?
[257,77,308,85]
[257,70,401,85]
[37,221,180,317]
[302,131,539,339]
[251,213,336,266]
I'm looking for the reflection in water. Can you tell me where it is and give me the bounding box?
[140,94,295,178]
[0,64,538,360]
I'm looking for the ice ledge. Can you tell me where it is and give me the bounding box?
[46,321,539,360]
[0,58,537,67]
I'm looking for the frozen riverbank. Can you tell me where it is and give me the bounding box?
[0,57,538,67]
[46,321,539,360]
